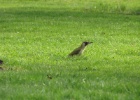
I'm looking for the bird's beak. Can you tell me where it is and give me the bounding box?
[89,42,93,44]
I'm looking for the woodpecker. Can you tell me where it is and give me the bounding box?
[68,42,92,56]
[0,60,3,65]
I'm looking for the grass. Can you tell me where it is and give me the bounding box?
[0,0,140,100]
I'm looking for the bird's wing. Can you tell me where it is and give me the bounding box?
[69,48,81,56]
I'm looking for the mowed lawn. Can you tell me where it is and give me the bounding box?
[0,0,140,100]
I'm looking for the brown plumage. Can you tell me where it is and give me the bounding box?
[69,42,92,56]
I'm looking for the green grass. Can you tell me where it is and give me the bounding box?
[0,0,140,100]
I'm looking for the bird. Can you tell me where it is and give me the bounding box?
[0,60,3,65]
[0,60,3,70]
[68,41,93,56]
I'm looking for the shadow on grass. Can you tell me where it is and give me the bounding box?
[1,7,139,34]
[0,7,112,20]
[0,7,139,22]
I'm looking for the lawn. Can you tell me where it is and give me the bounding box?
[0,0,140,100]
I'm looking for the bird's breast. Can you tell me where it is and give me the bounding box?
[79,48,85,54]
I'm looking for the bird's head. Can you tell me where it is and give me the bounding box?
[82,41,93,46]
